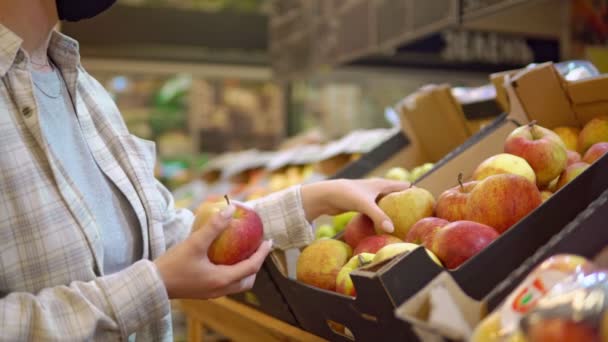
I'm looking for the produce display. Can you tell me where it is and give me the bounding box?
[296,118,608,297]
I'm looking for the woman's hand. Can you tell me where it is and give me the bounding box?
[301,178,411,233]
[154,205,273,299]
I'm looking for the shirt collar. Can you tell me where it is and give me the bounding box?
[0,23,81,77]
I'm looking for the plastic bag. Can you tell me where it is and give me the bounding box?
[471,254,594,341]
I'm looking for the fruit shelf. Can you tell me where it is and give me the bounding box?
[264,113,608,341]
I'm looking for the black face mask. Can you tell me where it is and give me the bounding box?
[56,0,117,22]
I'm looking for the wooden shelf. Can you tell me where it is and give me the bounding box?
[177,297,326,342]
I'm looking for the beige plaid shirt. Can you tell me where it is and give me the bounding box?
[0,25,313,341]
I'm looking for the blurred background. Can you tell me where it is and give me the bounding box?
[60,0,607,192]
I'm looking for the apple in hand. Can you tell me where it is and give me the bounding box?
[555,162,590,191]
[205,198,265,265]
[566,150,582,166]
[552,126,580,151]
[405,217,449,249]
[504,122,568,188]
[343,214,376,249]
[583,142,608,164]
[466,174,542,234]
[472,153,536,184]
[353,234,402,255]
[336,253,375,296]
[296,239,352,291]
[431,221,499,269]
[436,174,478,222]
[373,242,442,266]
[378,187,435,240]
[578,116,608,153]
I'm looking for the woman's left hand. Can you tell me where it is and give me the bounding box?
[301,178,411,233]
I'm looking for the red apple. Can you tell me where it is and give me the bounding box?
[206,201,264,265]
[430,221,499,269]
[353,234,402,255]
[566,150,582,166]
[527,319,599,342]
[555,162,590,191]
[343,214,376,249]
[436,174,478,222]
[296,239,352,291]
[466,174,542,234]
[583,142,608,164]
[405,217,449,249]
[504,122,568,188]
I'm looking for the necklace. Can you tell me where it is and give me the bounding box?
[31,64,62,99]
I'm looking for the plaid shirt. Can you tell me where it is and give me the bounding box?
[0,25,313,341]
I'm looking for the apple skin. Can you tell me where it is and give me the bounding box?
[466,174,542,234]
[472,153,536,184]
[431,220,499,269]
[578,116,608,153]
[343,214,376,249]
[374,242,442,266]
[206,202,264,265]
[583,142,608,164]
[436,180,478,222]
[566,150,582,166]
[315,224,337,240]
[504,124,568,188]
[335,253,375,296]
[384,167,410,181]
[405,217,449,249]
[555,162,590,191]
[296,239,352,291]
[552,126,581,151]
[353,234,402,255]
[540,191,553,202]
[332,212,357,233]
[526,319,598,342]
[378,187,435,240]
[195,199,227,225]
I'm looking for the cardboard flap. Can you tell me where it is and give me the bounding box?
[395,272,483,341]
[565,75,608,124]
[401,85,472,162]
[509,62,579,127]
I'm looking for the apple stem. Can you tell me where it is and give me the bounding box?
[224,194,231,205]
[358,254,371,267]
[528,120,538,138]
[458,172,464,191]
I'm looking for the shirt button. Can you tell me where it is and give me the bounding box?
[22,107,33,117]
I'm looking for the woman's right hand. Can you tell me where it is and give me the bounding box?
[154,205,273,299]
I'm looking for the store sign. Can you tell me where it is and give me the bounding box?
[441,29,534,65]
[386,28,560,71]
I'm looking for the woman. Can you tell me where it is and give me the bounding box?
[0,1,408,340]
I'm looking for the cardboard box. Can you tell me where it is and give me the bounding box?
[566,74,608,123]
[399,85,473,163]
[395,161,608,341]
[227,262,299,326]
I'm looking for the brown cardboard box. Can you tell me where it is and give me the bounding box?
[566,74,608,124]
[396,168,608,341]
[399,85,473,163]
